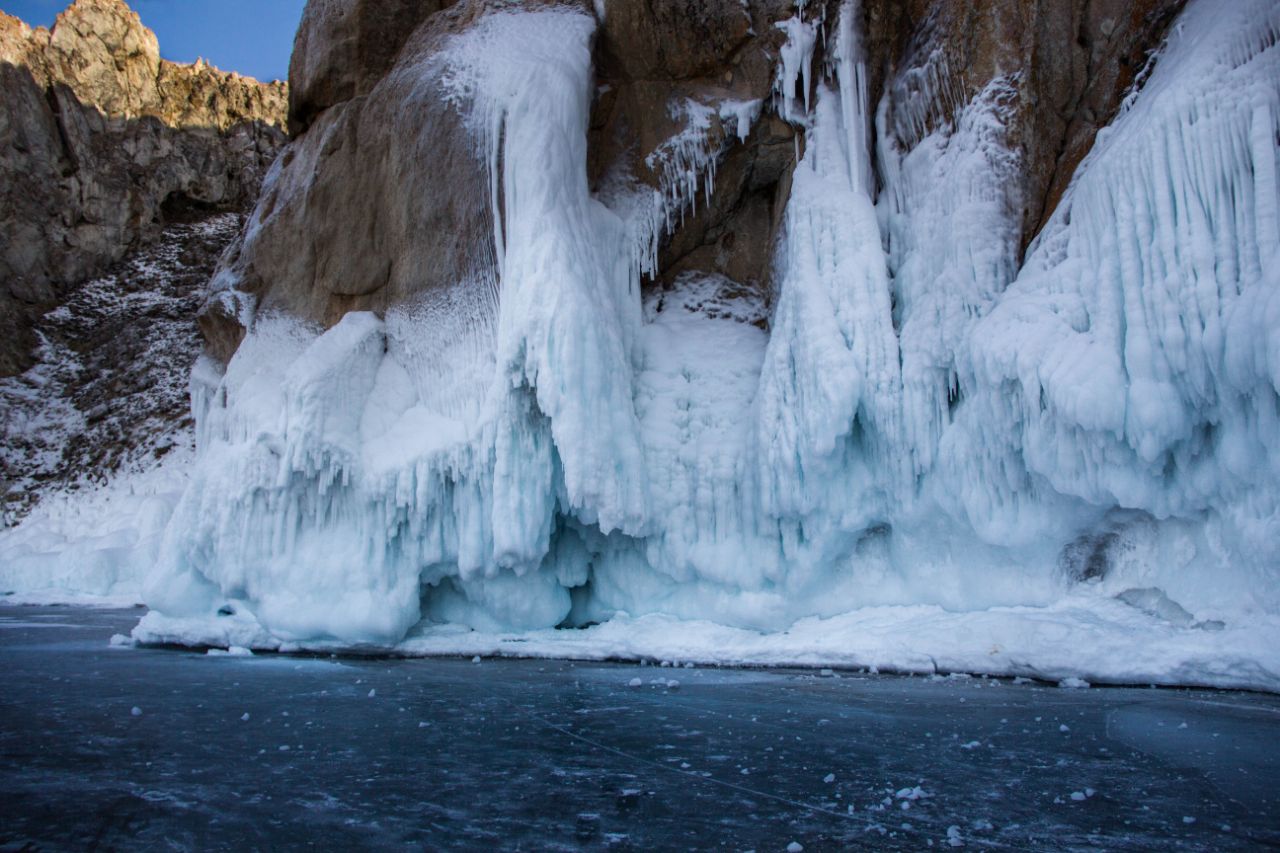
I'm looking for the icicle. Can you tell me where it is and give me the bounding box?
[643,97,761,236]
[832,0,871,194]
[773,14,818,124]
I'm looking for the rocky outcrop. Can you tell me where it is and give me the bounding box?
[288,0,453,136]
[200,0,804,357]
[199,0,1184,363]
[590,0,797,298]
[860,0,1183,255]
[198,1,495,364]
[1,214,241,524]
[0,0,287,132]
[0,0,287,376]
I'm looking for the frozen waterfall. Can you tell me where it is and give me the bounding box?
[19,0,1271,688]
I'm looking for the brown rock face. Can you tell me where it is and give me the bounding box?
[860,0,1184,256]
[288,0,454,136]
[203,0,1186,365]
[589,0,799,299]
[1024,0,1184,243]
[0,0,287,377]
[204,2,500,361]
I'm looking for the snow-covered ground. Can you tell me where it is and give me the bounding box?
[132,589,1280,693]
[0,215,240,603]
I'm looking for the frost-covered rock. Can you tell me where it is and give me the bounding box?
[0,215,244,600]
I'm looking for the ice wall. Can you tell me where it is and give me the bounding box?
[969,0,1280,519]
[136,0,1280,666]
[147,10,642,641]
[957,0,1280,616]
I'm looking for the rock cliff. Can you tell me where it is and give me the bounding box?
[201,0,1183,359]
[0,0,287,376]
[5,0,1277,689]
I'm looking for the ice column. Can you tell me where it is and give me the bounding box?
[755,0,903,537]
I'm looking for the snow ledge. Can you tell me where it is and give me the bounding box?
[131,593,1280,693]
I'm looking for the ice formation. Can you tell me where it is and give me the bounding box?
[959,0,1280,620]
[6,0,1277,686]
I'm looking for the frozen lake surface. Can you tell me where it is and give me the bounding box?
[1,605,1278,851]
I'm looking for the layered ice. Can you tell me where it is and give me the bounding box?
[959,0,1280,619]
[144,9,644,642]
[7,0,1273,686]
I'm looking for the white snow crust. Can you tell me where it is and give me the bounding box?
[0,447,189,606]
[7,1,1279,689]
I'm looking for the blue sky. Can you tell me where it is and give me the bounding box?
[2,0,307,82]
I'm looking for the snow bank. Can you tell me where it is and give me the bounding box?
[132,590,1280,692]
[0,446,190,606]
